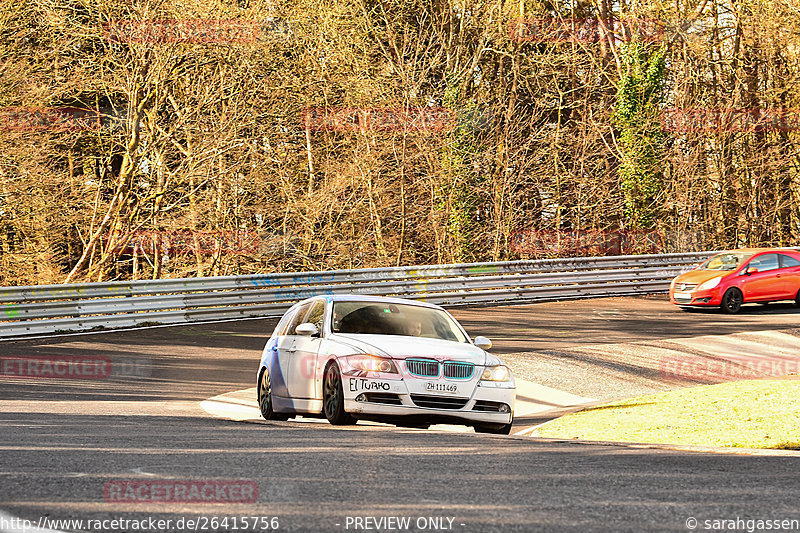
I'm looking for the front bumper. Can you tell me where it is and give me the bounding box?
[342,374,515,425]
[670,288,722,307]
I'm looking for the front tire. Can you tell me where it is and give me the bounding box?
[795,289,800,307]
[323,362,356,425]
[474,422,513,435]
[721,288,744,314]
[258,368,289,421]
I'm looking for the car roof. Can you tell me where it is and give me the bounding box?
[716,247,799,254]
[714,248,767,253]
[300,294,443,310]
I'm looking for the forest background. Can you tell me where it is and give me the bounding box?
[1,0,798,285]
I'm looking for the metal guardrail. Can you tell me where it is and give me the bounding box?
[0,252,712,338]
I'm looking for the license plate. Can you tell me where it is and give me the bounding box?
[425,382,458,394]
[674,291,692,299]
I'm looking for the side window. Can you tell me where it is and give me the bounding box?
[780,254,800,268]
[304,300,326,333]
[274,307,299,336]
[286,302,313,336]
[748,254,780,272]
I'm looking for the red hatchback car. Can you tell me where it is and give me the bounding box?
[669,248,800,313]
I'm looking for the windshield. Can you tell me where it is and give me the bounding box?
[699,252,753,271]
[332,301,469,343]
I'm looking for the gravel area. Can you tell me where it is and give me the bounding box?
[502,348,675,402]
[502,328,800,403]
[451,296,800,403]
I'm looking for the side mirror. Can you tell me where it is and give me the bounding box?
[745,267,759,276]
[473,336,492,350]
[295,323,319,336]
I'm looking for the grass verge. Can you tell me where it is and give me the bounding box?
[537,379,800,449]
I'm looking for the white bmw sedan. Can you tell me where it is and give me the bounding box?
[257,295,515,433]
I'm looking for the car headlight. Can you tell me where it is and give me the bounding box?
[481,365,511,382]
[697,277,722,291]
[345,354,398,374]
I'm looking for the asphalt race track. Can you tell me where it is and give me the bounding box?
[1,296,800,532]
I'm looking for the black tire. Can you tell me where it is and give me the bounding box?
[323,362,356,425]
[474,422,513,435]
[721,288,744,314]
[795,289,800,307]
[258,368,289,421]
